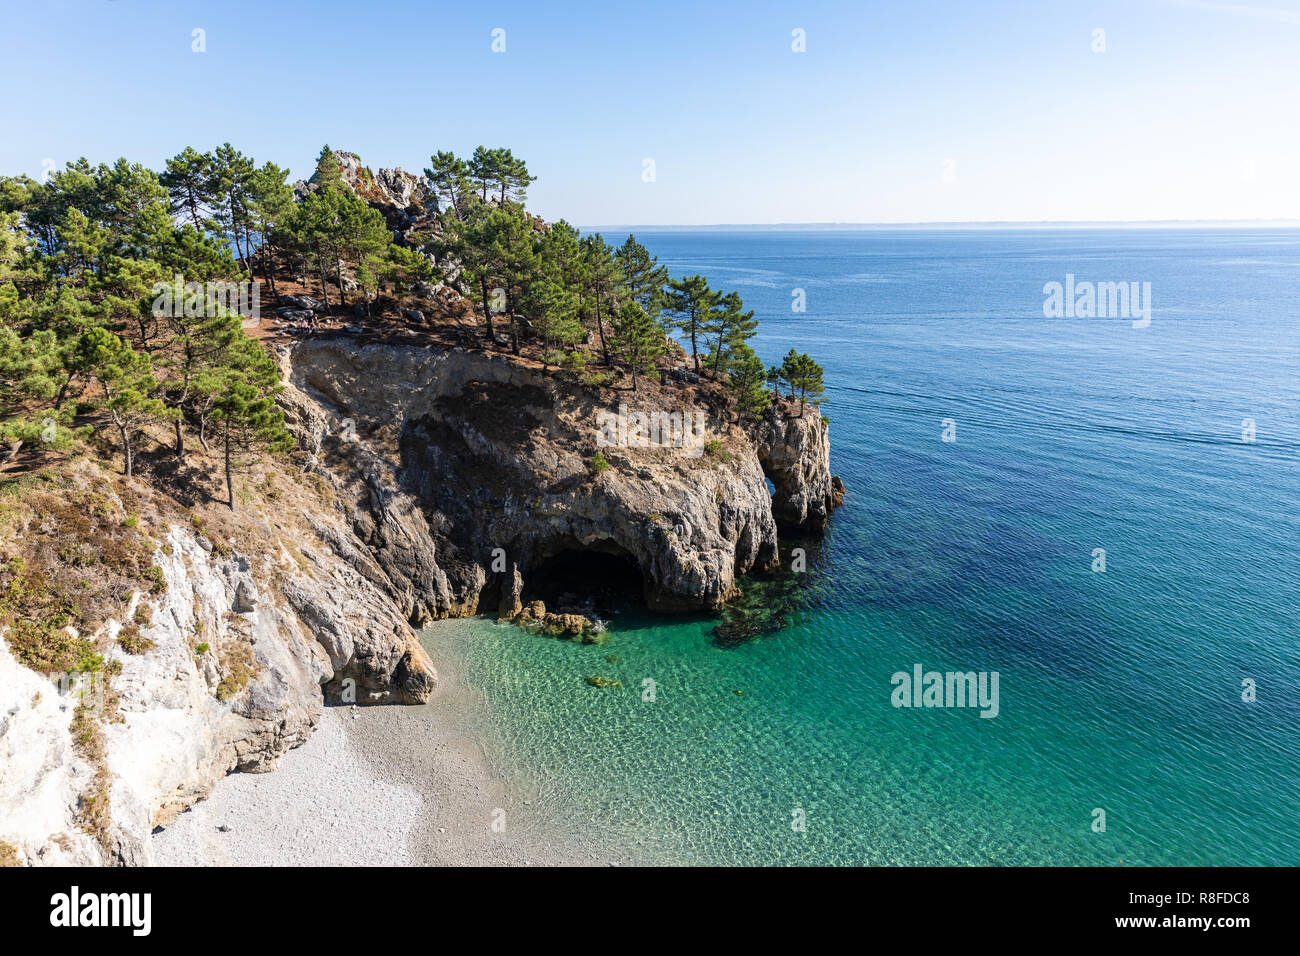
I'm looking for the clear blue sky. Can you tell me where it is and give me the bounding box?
[2,0,1297,225]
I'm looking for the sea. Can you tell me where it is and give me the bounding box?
[421,227,1300,865]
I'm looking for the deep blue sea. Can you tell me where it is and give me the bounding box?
[427,228,1300,865]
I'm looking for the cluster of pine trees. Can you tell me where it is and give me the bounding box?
[0,142,828,507]
[422,146,825,420]
[0,151,292,508]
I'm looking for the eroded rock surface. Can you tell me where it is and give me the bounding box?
[283,339,842,619]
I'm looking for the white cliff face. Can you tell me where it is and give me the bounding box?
[0,644,103,866]
[0,514,436,866]
[101,528,330,865]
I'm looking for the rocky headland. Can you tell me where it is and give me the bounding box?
[0,149,842,867]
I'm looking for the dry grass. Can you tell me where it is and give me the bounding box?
[69,702,113,852]
[216,639,257,701]
[116,624,155,655]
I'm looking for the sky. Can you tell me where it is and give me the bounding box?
[1,0,1298,226]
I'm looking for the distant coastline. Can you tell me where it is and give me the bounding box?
[582,220,1300,233]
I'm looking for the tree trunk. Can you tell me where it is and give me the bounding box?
[595,296,610,366]
[224,423,234,510]
[174,417,185,463]
[116,419,133,477]
[336,257,346,307]
[480,278,494,342]
[317,256,331,308]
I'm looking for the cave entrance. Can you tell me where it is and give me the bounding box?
[524,540,645,614]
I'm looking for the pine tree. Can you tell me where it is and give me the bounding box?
[209,143,256,273]
[725,343,770,422]
[312,144,344,187]
[610,301,667,391]
[204,334,292,510]
[72,327,175,477]
[780,349,826,417]
[247,161,293,296]
[704,289,757,379]
[382,244,437,301]
[440,206,496,342]
[521,278,583,366]
[468,146,498,202]
[494,149,534,206]
[766,364,784,399]
[663,274,716,375]
[336,188,392,307]
[424,151,469,217]
[580,234,621,366]
[486,210,539,354]
[159,147,217,232]
[615,234,668,314]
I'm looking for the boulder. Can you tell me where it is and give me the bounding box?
[231,577,258,613]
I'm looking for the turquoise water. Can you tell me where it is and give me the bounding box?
[440,229,1300,865]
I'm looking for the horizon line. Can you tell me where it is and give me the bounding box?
[577,218,1300,232]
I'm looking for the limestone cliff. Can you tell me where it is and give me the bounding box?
[0,457,436,866]
[281,338,841,620]
[0,335,840,868]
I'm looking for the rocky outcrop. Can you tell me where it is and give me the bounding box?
[294,150,440,248]
[752,404,845,532]
[281,339,839,620]
[0,333,839,868]
[0,507,437,866]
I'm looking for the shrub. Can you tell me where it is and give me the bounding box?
[116,625,155,655]
[704,439,730,462]
[142,564,167,595]
[216,641,257,701]
[587,452,609,477]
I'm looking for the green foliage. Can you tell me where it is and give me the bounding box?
[726,343,771,422]
[615,235,669,314]
[116,624,155,654]
[610,300,667,390]
[159,146,216,231]
[703,439,730,461]
[780,348,827,416]
[704,290,758,379]
[73,327,177,476]
[579,234,621,366]
[588,451,610,476]
[204,333,293,510]
[425,150,471,217]
[663,274,717,374]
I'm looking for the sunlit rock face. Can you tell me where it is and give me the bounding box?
[282,339,839,620]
